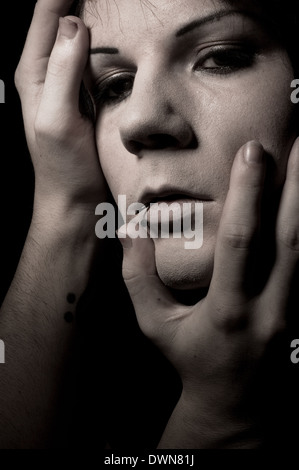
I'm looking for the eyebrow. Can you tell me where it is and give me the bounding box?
[90,47,119,55]
[175,9,252,37]
[89,9,260,55]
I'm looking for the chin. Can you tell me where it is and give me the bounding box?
[153,237,215,290]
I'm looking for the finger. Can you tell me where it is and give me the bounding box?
[209,141,266,311]
[15,1,77,138]
[16,0,74,89]
[36,16,89,126]
[264,137,299,312]
[118,225,180,346]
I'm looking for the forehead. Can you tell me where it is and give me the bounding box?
[83,0,258,46]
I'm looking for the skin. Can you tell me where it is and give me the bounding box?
[84,0,297,289]
[82,0,299,447]
[1,0,298,448]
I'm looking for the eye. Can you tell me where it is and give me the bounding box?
[194,45,256,75]
[92,72,134,106]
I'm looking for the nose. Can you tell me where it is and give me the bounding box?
[119,70,196,155]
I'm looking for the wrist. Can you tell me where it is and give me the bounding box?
[31,194,103,240]
[27,201,103,288]
[159,390,262,449]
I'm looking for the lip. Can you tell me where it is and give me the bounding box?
[137,187,213,235]
[146,198,201,227]
[139,186,213,207]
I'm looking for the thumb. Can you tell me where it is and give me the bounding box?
[117,224,179,344]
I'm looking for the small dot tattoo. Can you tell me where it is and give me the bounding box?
[67,293,76,304]
[64,311,74,323]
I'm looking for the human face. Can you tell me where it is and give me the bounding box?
[84,0,297,289]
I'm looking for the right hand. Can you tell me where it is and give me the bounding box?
[15,0,106,220]
[119,139,299,447]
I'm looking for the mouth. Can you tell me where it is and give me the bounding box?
[138,188,212,235]
[140,188,213,208]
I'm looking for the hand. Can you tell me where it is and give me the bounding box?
[118,139,299,448]
[15,0,106,221]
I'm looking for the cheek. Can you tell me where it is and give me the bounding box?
[198,63,297,185]
[95,114,130,200]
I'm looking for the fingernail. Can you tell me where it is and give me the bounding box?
[116,226,132,249]
[244,141,264,165]
[59,17,78,39]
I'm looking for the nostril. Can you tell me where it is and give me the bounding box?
[127,134,181,154]
[147,133,198,150]
[126,140,143,154]
[148,134,179,149]
[126,132,198,154]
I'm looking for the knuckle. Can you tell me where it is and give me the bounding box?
[34,116,64,144]
[221,222,256,250]
[14,62,44,96]
[14,66,21,91]
[14,63,25,94]
[33,114,54,138]
[212,302,249,332]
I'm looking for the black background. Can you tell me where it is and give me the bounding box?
[0,2,35,302]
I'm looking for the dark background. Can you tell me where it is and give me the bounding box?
[0,2,35,302]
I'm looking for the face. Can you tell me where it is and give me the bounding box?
[84,0,297,289]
